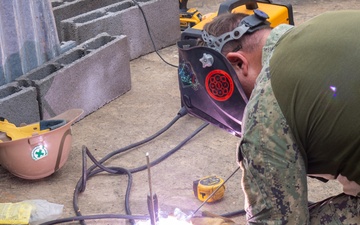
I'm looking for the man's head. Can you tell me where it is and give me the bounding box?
[200,12,272,98]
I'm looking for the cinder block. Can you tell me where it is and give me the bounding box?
[0,82,40,126]
[51,0,123,42]
[60,0,180,59]
[17,33,131,120]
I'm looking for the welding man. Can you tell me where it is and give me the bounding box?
[192,10,360,224]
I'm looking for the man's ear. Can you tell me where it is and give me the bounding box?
[226,52,248,76]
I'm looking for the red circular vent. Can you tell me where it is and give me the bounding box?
[205,69,234,101]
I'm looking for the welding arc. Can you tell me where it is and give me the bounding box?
[191,167,241,216]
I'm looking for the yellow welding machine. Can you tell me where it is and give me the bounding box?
[181,0,294,40]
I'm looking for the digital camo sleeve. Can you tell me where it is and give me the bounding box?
[238,66,309,224]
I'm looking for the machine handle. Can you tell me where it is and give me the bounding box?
[179,0,188,11]
[218,0,272,15]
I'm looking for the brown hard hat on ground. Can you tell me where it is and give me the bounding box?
[0,109,83,180]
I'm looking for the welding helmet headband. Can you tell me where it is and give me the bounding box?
[202,9,270,53]
[177,39,247,137]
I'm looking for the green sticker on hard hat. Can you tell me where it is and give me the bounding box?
[31,145,48,161]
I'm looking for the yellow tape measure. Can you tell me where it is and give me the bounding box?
[193,175,225,202]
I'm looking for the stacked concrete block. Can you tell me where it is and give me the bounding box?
[59,0,180,59]
[0,82,40,126]
[52,0,123,42]
[17,33,131,121]
[0,0,178,125]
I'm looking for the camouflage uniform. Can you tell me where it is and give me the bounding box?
[238,21,360,224]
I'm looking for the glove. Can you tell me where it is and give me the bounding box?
[190,211,239,225]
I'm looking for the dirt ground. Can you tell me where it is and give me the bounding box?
[1,1,360,225]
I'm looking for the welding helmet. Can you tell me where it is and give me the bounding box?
[177,10,270,137]
[0,108,83,179]
[178,39,247,137]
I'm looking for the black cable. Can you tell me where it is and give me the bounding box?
[39,214,148,225]
[48,149,143,225]
[74,106,187,223]
[57,106,211,225]
[129,122,209,173]
[71,108,190,225]
[220,209,246,218]
[77,147,137,225]
[132,0,178,68]
[71,122,209,225]
[85,106,188,176]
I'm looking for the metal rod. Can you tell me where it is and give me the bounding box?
[146,152,156,225]
[191,167,240,217]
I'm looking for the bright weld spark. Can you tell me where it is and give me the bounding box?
[136,216,192,225]
[136,209,193,225]
[330,85,337,97]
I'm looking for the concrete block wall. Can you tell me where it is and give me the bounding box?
[0,0,179,126]
[57,0,181,59]
[52,0,123,42]
[0,82,39,126]
[17,33,131,121]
